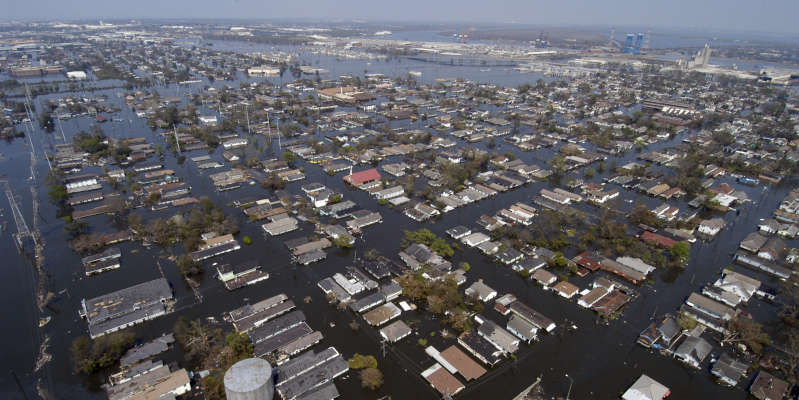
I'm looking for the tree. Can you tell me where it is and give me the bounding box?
[39,111,55,132]
[71,332,135,374]
[629,200,658,227]
[783,329,799,383]
[225,332,253,360]
[177,254,201,276]
[360,367,383,390]
[282,151,296,165]
[348,354,378,370]
[677,312,698,331]
[403,228,454,258]
[549,252,568,269]
[48,184,67,203]
[671,242,691,263]
[721,316,771,354]
[333,235,354,248]
[64,216,89,238]
[174,318,222,366]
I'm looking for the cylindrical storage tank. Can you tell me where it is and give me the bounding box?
[224,357,274,400]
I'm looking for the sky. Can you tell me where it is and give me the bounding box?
[3,0,799,36]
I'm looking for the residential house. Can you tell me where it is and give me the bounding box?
[711,353,749,387]
[621,375,670,400]
[674,336,712,368]
[750,371,789,400]
[740,232,768,253]
[465,280,497,302]
[698,218,726,237]
[758,238,786,261]
[552,281,580,299]
[531,269,557,287]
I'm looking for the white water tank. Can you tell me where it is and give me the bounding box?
[224,358,274,400]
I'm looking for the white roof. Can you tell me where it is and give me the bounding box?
[622,374,670,400]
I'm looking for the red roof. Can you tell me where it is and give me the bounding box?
[344,168,381,185]
[640,231,676,248]
[573,251,602,271]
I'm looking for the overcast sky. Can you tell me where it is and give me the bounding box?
[4,0,799,35]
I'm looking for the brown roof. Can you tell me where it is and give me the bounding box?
[423,364,464,396]
[750,371,789,400]
[440,345,486,381]
[592,290,631,316]
[553,281,580,296]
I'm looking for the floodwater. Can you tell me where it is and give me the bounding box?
[0,46,796,400]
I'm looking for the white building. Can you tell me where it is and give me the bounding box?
[67,70,87,80]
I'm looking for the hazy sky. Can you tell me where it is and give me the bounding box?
[4,0,799,35]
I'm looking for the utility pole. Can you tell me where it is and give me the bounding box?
[565,373,574,400]
[266,112,273,146]
[173,126,181,154]
[245,104,251,135]
[57,114,66,142]
[276,116,281,149]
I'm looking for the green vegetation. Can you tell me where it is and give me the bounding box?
[397,274,472,332]
[548,252,568,269]
[70,332,135,374]
[242,235,252,245]
[677,312,698,331]
[48,184,67,203]
[671,242,691,263]
[348,353,378,370]
[333,235,354,248]
[403,228,454,258]
[417,338,428,347]
[132,197,238,251]
[282,151,297,165]
[39,111,55,132]
[74,130,109,155]
[439,153,490,191]
[347,354,383,390]
[460,262,471,272]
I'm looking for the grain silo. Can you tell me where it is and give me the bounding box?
[224,358,274,400]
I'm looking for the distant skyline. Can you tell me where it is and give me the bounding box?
[4,0,799,36]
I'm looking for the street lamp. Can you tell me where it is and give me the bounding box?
[565,374,574,400]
